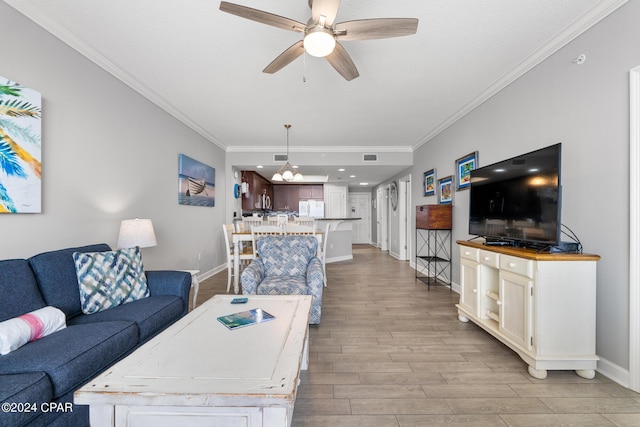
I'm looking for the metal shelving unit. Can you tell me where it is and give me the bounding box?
[415,228,452,289]
[415,204,452,290]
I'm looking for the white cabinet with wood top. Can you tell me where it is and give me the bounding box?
[456,241,600,380]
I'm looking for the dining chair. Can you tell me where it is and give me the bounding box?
[294,216,316,227]
[285,224,316,236]
[242,216,263,229]
[222,224,254,292]
[251,225,283,258]
[319,223,330,286]
[266,216,278,226]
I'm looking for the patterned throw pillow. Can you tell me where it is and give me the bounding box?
[73,247,150,314]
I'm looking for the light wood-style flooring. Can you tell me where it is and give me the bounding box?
[195,245,640,426]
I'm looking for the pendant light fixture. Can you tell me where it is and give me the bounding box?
[272,124,303,182]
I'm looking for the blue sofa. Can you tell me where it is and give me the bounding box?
[241,235,323,324]
[0,244,191,427]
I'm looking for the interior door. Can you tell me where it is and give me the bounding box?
[349,193,371,244]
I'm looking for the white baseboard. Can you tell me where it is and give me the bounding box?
[389,250,401,260]
[326,255,353,264]
[196,265,225,282]
[597,356,631,388]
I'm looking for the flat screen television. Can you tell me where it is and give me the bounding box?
[469,143,561,247]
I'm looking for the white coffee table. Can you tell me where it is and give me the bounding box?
[74,294,312,427]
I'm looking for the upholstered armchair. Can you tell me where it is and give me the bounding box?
[241,235,323,324]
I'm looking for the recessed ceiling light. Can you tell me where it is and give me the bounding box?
[350,175,356,178]
[338,168,345,172]
[292,165,299,169]
[359,182,368,186]
[257,165,263,169]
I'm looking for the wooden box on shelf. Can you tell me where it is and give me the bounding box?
[416,204,452,229]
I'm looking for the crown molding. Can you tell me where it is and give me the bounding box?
[225,145,413,153]
[411,0,629,151]
[3,0,227,150]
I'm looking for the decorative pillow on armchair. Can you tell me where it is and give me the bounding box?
[73,247,150,314]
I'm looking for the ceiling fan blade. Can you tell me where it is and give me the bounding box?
[311,0,341,26]
[335,18,418,41]
[263,41,305,74]
[220,1,306,32]
[325,42,359,81]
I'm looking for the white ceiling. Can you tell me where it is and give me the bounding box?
[4,0,625,187]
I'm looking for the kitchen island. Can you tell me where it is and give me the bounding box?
[316,218,361,264]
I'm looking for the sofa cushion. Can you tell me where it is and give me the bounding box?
[258,236,318,277]
[28,244,111,319]
[0,321,138,399]
[0,259,46,322]
[73,247,149,314]
[69,295,183,343]
[0,372,53,427]
[255,275,309,296]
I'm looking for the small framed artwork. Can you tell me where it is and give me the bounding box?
[438,175,453,205]
[423,169,436,196]
[455,151,478,191]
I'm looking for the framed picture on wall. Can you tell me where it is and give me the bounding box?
[438,175,453,205]
[455,151,478,191]
[423,169,436,196]
[178,154,215,207]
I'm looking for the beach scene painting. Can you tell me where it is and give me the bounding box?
[178,154,215,207]
[0,76,42,213]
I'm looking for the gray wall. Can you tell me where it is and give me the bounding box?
[412,0,639,371]
[0,3,227,275]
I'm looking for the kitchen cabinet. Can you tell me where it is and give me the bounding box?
[272,185,324,211]
[241,171,272,212]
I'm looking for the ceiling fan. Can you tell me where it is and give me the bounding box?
[219,0,419,81]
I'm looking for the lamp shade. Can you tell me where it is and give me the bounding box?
[117,218,157,249]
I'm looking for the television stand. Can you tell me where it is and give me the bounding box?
[456,240,600,379]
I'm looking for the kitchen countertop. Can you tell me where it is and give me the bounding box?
[316,218,361,220]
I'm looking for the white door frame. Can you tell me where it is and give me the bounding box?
[398,175,411,261]
[629,65,640,392]
[376,188,383,248]
[381,187,389,251]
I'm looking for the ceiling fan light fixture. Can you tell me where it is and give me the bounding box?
[272,172,283,182]
[304,26,336,57]
[293,172,304,181]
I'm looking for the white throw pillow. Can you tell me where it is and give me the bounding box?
[0,306,67,355]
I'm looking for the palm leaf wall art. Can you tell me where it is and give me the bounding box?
[0,76,41,213]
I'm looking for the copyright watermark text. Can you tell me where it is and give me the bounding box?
[2,402,73,414]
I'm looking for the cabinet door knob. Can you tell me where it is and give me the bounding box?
[473,289,477,293]
[465,251,471,256]
[508,262,516,268]
[496,300,502,306]
[484,256,491,261]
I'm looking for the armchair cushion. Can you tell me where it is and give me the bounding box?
[258,235,318,277]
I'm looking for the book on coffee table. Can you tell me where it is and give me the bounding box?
[217,308,275,330]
